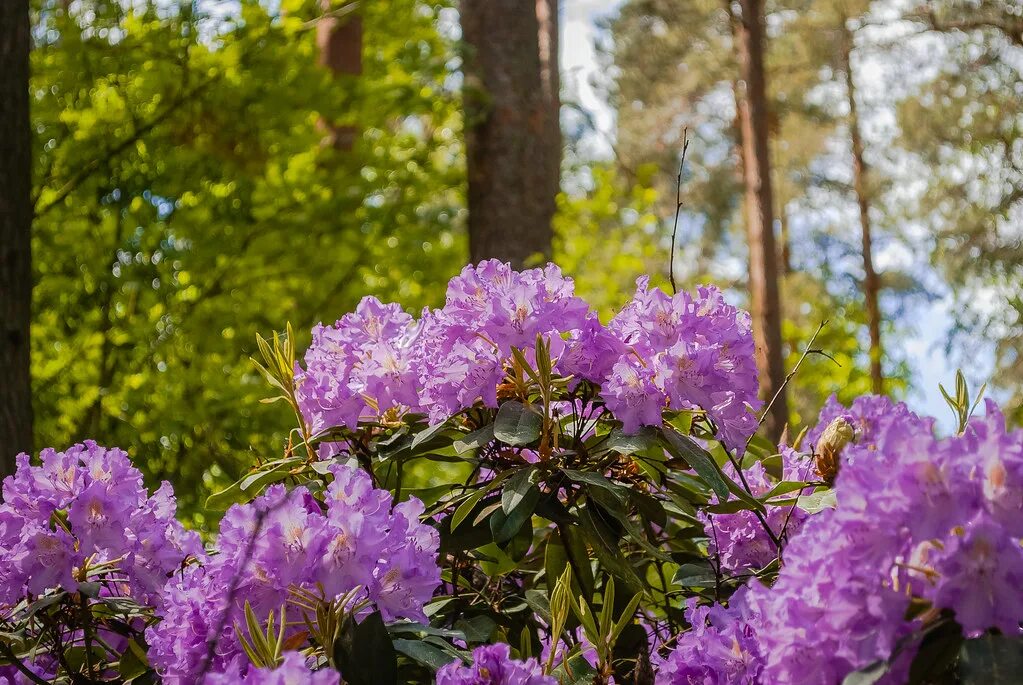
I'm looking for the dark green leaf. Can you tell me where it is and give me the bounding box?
[605,427,658,454]
[493,401,542,445]
[454,424,495,454]
[333,611,397,685]
[454,615,497,644]
[502,467,539,515]
[393,638,458,670]
[660,428,730,500]
[959,634,1023,683]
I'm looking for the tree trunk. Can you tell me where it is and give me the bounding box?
[841,27,883,395]
[316,1,362,151]
[461,0,560,268]
[778,206,792,275]
[734,0,788,440]
[0,0,33,474]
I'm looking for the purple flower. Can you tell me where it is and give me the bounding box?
[603,278,760,450]
[147,465,440,683]
[654,587,763,684]
[702,460,807,574]
[295,296,423,433]
[205,651,339,685]
[0,442,201,608]
[436,643,556,685]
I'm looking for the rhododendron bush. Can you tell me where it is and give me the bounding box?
[2,261,1021,684]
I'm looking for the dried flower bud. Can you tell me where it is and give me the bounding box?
[814,416,855,484]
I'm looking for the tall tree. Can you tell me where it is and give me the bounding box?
[840,22,883,395]
[897,0,1023,419]
[316,0,362,150]
[733,0,788,438]
[0,0,33,474]
[461,0,561,268]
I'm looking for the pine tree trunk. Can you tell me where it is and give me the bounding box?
[461,0,560,268]
[316,1,362,150]
[734,0,788,440]
[842,28,883,395]
[779,206,792,275]
[0,0,33,474]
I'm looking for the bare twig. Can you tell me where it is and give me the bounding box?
[669,129,690,295]
[196,505,274,684]
[747,320,829,452]
[0,643,50,685]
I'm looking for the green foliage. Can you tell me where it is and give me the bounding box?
[554,163,668,313]
[30,0,464,524]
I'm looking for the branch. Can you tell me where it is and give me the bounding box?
[669,129,690,295]
[747,320,829,451]
[34,78,218,219]
[908,4,1023,47]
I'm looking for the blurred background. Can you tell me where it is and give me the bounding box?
[1,0,1020,524]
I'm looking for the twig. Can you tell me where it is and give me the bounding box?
[668,129,690,295]
[0,643,50,685]
[196,505,273,684]
[746,320,829,452]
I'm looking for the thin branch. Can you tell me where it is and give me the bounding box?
[34,78,217,218]
[669,128,690,295]
[196,504,274,684]
[0,643,51,685]
[747,320,829,451]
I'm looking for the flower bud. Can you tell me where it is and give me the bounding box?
[814,416,855,484]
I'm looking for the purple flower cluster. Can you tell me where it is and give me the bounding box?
[604,278,760,448]
[701,454,808,574]
[665,395,1023,684]
[205,651,339,685]
[418,261,592,419]
[0,441,201,608]
[295,297,423,433]
[436,643,555,685]
[296,263,760,449]
[654,587,764,684]
[146,464,440,683]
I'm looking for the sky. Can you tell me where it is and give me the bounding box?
[558,0,999,431]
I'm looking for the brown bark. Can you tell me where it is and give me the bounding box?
[734,0,788,440]
[461,0,560,268]
[779,206,792,275]
[0,0,34,474]
[841,27,883,395]
[316,1,362,150]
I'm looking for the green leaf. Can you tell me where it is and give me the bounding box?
[605,427,658,454]
[118,639,151,681]
[671,562,717,587]
[393,638,457,670]
[454,615,497,644]
[451,470,512,531]
[562,469,628,505]
[907,619,963,684]
[797,488,838,514]
[502,466,540,515]
[454,424,495,454]
[959,634,1023,683]
[493,401,542,445]
[490,485,538,544]
[760,480,812,501]
[578,502,643,592]
[410,421,452,450]
[841,661,888,685]
[333,611,397,685]
[659,428,730,500]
